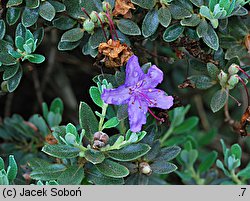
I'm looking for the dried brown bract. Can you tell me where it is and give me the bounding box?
[113,0,135,19]
[245,34,250,53]
[45,134,58,145]
[98,39,133,68]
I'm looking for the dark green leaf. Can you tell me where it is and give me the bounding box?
[30,164,66,180]
[202,24,219,50]
[156,146,181,161]
[231,144,242,160]
[3,63,19,80]
[142,9,159,38]
[48,0,66,12]
[89,86,103,107]
[207,62,220,80]
[39,1,56,21]
[0,20,6,40]
[53,16,77,30]
[61,28,84,42]
[131,0,155,9]
[180,14,201,27]
[163,24,184,42]
[42,144,80,158]
[21,8,39,27]
[7,0,23,7]
[117,19,141,36]
[198,151,218,174]
[173,117,199,134]
[158,7,171,28]
[189,0,204,7]
[89,28,109,49]
[108,143,151,161]
[237,165,250,179]
[151,161,177,174]
[7,67,22,92]
[57,165,84,185]
[84,149,105,164]
[210,90,227,113]
[26,0,40,9]
[6,8,21,25]
[86,166,124,185]
[189,75,214,89]
[79,102,98,141]
[169,1,192,20]
[95,159,129,178]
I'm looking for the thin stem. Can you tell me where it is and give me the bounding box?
[237,75,249,105]
[81,7,91,19]
[99,103,108,131]
[160,126,174,145]
[105,4,119,40]
[190,166,205,185]
[148,108,164,122]
[94,12,108,41]
[230,170,243,185]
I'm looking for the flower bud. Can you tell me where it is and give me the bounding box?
[90,11,98,23]
[1,81,8,92]
[218,70,228,87]
[228,63,239,75]
[102,1,111,12]
[139,162,152,175]
[83,19,95,33]
[93,131,109,149]
[227,74,239,89]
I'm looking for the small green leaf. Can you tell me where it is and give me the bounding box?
[163,24,184,42]
[0,20,6,40]
[198,151,218,174]
[207,62,220,80]
[42,144,80,158]
[173,117,199,134]
[117,19,141,36]
[89,86,103,107]
[57,165,84,185]
[52,16,77,30]
[201,24,219,50]
[158,7,171,28]
[142,9,159,38]
[7,67,22,92]
[30,164,66,180]
[169,2,192,20]
[237,165,250,179]
[103,117,120,129]
[86,166,124,185]
[108,143,151,161]
[6,8,21,25]
[26,0,40,9]
[50,97,64,114]
[79,102,99,141]
[6,155,17,182]
[39,1,56,21]
[58,40,81,51]
[95,159,129,178]
[231,144,242,160]
[3,63,19,81]
[21,8,39,27]
[61,28,84,42]
[156,146,181,161]
[189,0,204,7]
[180,14,201,27]
[131,0,155,9]
[7,0,23,7]
[151,161,177,174]
[48,0,66,12]
[189,75,214,89]
[84,149,105,164]
[210,89,227,113]
[27,54,45,64]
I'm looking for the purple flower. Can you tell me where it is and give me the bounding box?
[101,55,174,132]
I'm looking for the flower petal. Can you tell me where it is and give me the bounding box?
[141,65,163,89]
[128,96,148,132]
[125,55,144,86]
[141,89,174,109]
[101,85,131,105]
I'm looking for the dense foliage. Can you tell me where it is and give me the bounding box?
[0,0,250,185]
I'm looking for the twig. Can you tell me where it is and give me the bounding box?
[4,92,14,117]
[194,95,210,131]
[41,29,57,91]
[32,66,44,107]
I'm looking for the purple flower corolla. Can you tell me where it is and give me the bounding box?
[101,55,174,132]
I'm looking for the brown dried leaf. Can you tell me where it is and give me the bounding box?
[98,39,133,68]
[245,34,250,53]
[113,0,135,19]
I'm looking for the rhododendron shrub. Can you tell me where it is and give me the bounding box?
[0,0,250,185]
